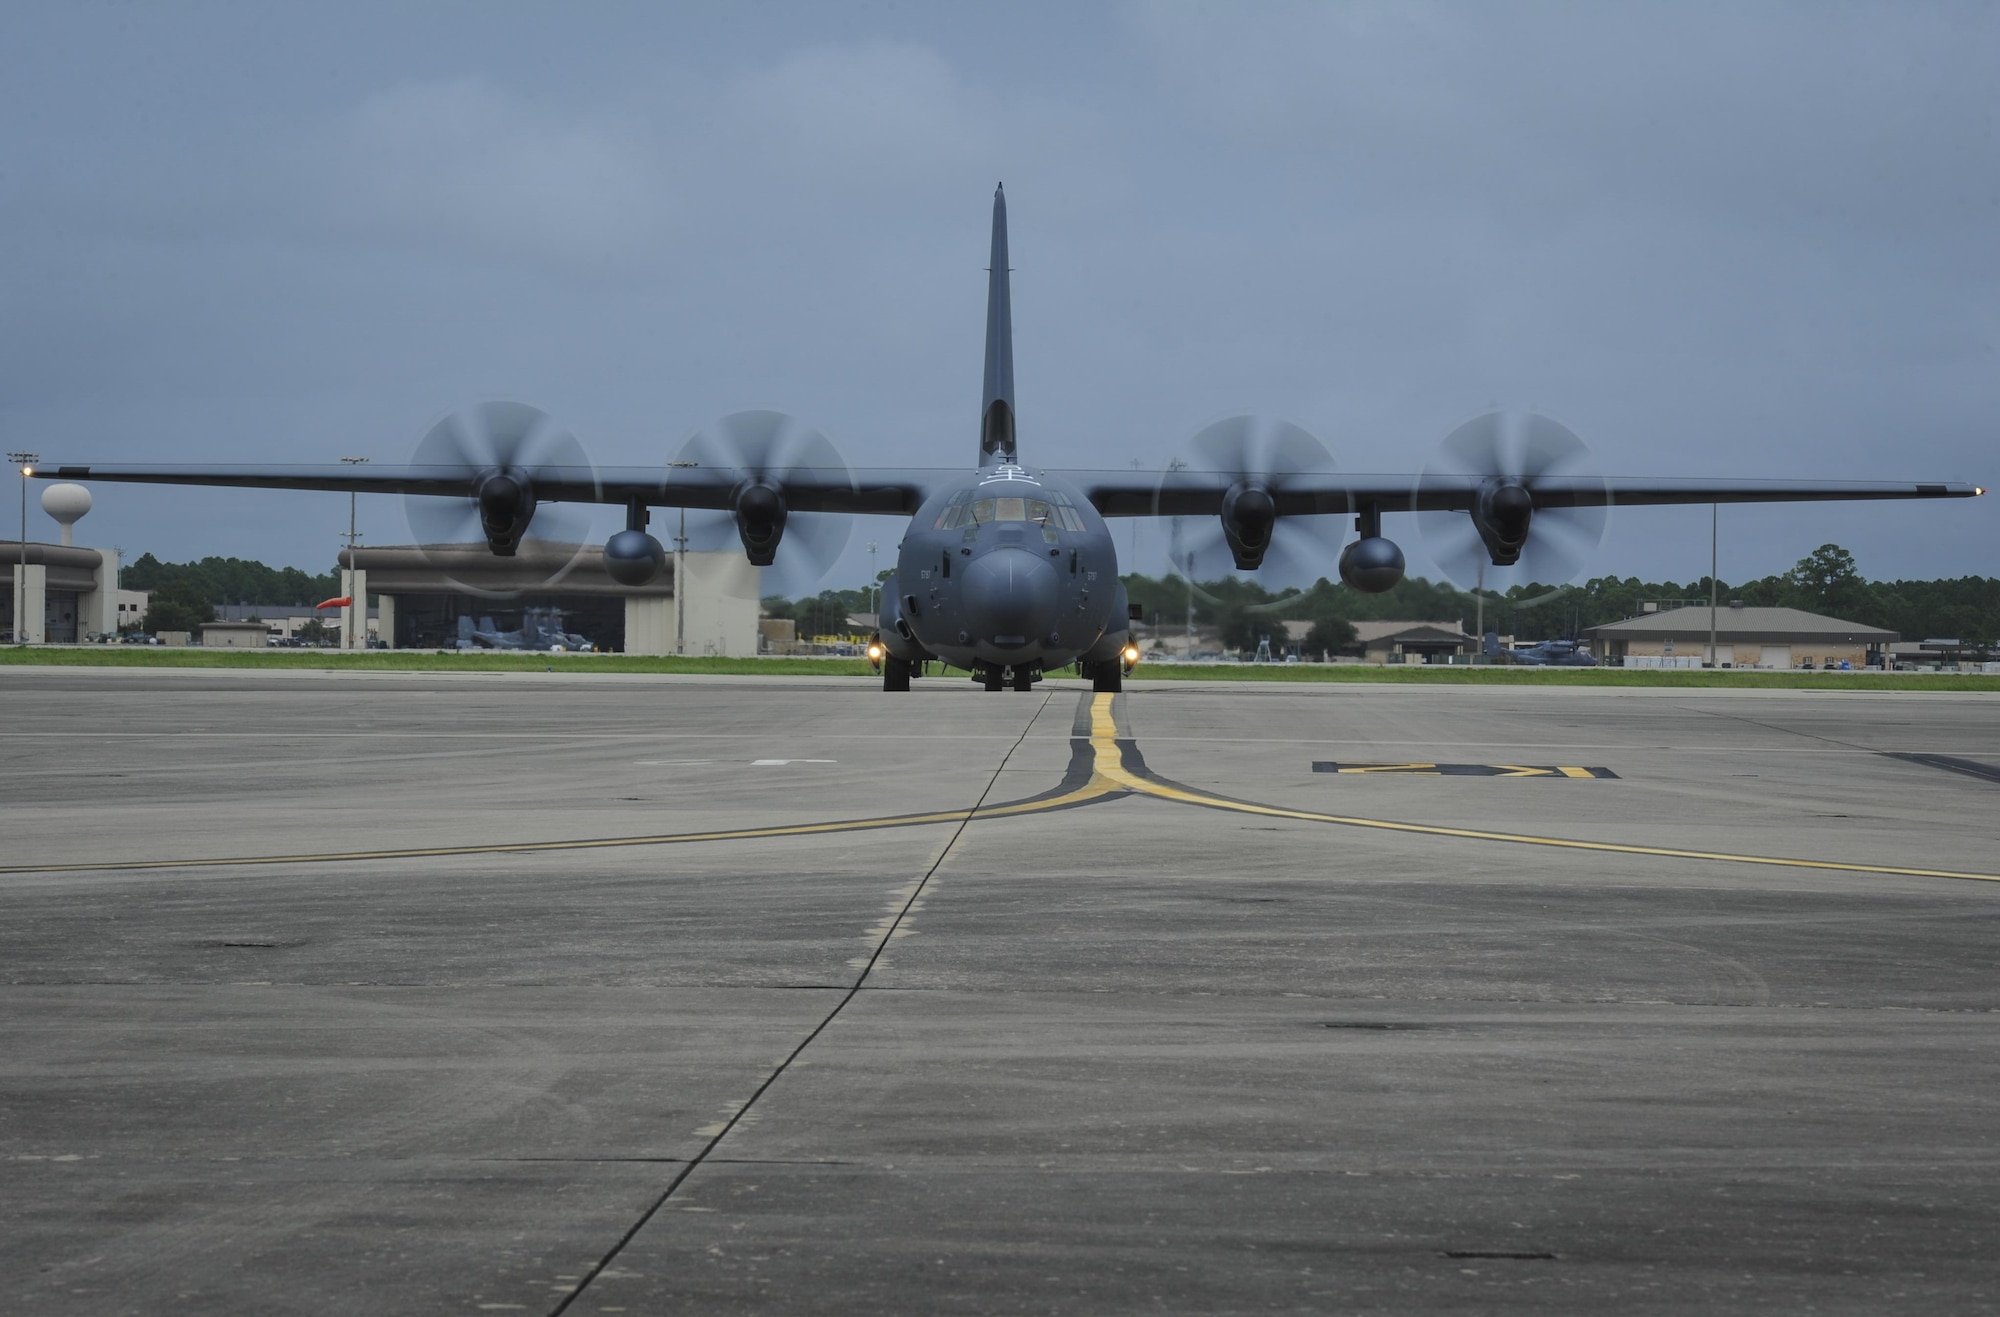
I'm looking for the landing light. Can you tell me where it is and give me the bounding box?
[1121,644,1141,671]
[866,640,886,671]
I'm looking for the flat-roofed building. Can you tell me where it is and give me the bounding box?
[198,621,273,648]
[341,543,756,655]
[3,542,120,643]
[1586,603,1896,669]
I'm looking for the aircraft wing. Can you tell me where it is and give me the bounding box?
[46,462,1982,517]
[1071,471,1985,517]
[40,462,949,515]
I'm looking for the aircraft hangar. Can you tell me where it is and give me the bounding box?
[340,544,760,654]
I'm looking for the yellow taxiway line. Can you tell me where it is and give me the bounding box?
[1083,693,2000,884]
[0,748,1126,877]
[2,692,1993,885]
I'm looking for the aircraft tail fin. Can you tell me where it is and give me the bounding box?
[1482,631,1501,656]
[980,183,1016,466]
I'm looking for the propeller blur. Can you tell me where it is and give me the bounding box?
[37,185,1984,689]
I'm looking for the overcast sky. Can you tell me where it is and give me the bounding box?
[3,1,1993,594]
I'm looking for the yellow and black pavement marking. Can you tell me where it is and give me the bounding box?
[4,691,1997,886]
[1312,761,1619,779]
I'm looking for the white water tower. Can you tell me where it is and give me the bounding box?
[41,483,91,546]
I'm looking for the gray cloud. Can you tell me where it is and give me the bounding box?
[0,1,1990,593]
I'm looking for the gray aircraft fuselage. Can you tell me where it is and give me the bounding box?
[881,462,1129,676]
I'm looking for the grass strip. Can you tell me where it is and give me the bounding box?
[5,645,1997,690]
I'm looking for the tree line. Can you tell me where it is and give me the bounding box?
[1114,544,2000,649]
[119,543,1997,649]
[120,553,343,634]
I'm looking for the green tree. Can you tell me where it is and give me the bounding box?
[1786,544,1865,617]
[123,552,340,606]
[145,578,215,633]
[1303,615,1358,657]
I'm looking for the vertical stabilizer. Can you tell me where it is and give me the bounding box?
[981,184,1016,465]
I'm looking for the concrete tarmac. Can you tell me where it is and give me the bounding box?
[2,667,1997,1313]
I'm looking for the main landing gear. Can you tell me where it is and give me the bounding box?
[882,655,912,691]
[1081,660,1122,693]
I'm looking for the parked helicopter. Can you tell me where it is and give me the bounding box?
[1486,635,1599,667]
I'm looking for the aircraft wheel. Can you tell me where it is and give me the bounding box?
[981,667,1005,692]
[883,656,912,691]
[1010,666,1034,692]
[1092,665,1122,693]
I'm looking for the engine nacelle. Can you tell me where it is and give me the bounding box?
[476,471,536,556]
[1339,536,1406,593]
[603,529,666,585]
[1471,480,1534,566]
[1220,483,1277,570]
[734,483,787,566]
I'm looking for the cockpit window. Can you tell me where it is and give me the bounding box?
[948,493,1085,531]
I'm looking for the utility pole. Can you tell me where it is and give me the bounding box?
[1475,559,1485,663]
[338,457,369,649]
[1708,503,1719,669]
[1128,457,1142,566]
[9,451,38,644]
[1185,574,1194,660]
[674,506,688,655]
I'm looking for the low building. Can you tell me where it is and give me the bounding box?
[1349,620,1475,664]
[758,617,799,654]
[342,543,757,655]
[198,621,273,648]
[1887,639,1999,671]
[1586,603,1896,669]
[3,542,120,643]
[214,603,377,645]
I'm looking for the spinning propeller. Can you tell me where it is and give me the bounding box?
[402,401,601,594]
[1416,411,1610,602]
[668,410,855,600]
[1155,415,1347,607]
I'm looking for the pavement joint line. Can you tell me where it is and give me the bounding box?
[547,689,1058,1317]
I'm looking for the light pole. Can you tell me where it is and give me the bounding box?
[8,451,38,644]
[1474,558,1485,663]
[339,456,369,649]
[867,540,879,619]
[674,506,687,656]
[1707,503,1719,669]
[1128,457,1142,565]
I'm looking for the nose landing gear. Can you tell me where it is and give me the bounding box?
[974,664,1040,691]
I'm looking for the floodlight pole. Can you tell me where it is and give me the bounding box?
[1475,559,1485,663]
[1708,503,1719,669]
[339,457,369,649]
[1129,458,1142,565]
[9,451,38,644]
[674,507,687,656]
[867,540,879,617]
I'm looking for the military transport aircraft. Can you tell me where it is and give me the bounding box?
[36,186,1983,692]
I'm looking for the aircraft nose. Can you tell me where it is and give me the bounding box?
[960,548,1061,648]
